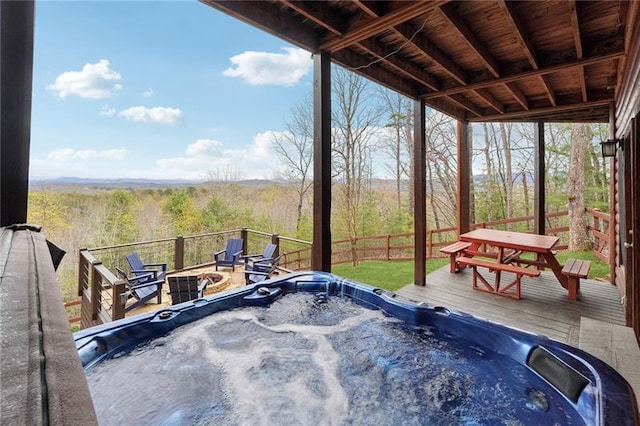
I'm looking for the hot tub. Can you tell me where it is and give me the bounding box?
[75,272,637,425]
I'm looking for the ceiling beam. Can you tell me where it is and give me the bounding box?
[357,38,440,90]
[202,1,320,49]
[437,3,501,78]
[394,23,467,85]
[566,0,587,103]
[332,49,422,99]
[283,0,441,92]
[281,1,343,35]
[474,88,504,113]
[319,1,445,52]
[470,98,613,122]
[539,75,557,106]
[498,1,538,69]
[421,49,624,100]
[447,94,483,117]
[504,82,529,110]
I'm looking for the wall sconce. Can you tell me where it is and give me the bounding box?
[600,138,621,158]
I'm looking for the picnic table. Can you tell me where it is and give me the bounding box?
[457,229,571,299]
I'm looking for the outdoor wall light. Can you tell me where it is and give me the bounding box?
[600,138,621,157]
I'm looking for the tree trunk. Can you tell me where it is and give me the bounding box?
[568,123,592,250]
[500,123,514,229]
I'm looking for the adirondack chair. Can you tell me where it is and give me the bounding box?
[115,267,164,312]
[126,252,167,281]
[244,242,277,273]
[214,238,244,271]
[167,275,208,305]
[245,255,281,285]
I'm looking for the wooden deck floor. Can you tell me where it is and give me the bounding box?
[396,265,625,346]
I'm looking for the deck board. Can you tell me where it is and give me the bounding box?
[396,265,626,344]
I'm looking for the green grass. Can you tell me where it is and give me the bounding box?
[331,250,609,292]
[332,258,449,292]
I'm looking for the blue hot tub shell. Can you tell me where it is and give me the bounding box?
[75,271,638,425]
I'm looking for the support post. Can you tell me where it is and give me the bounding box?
[414,99,426,286]
[457,121,471,234]
[534,122,546,235]
[312,52,332,271]
[608,104,617,284]
[174,236,184,270]
[0,1,34,226]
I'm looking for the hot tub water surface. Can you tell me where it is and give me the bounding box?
[76,272,638,425]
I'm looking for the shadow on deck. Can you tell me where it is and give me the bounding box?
[397,265,625,345]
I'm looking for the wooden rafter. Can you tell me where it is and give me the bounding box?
[319,1,445,52]
[505,82,529,110]
[474,88,504,113]
[539,75,556,107]
[567,0,587,103]
[447,94,482,117]
[394,23,467,85]
[472,98,613,122]
[283,1,440,92]
[358,38,440,90]
[437,3,501,78]
[498,1,538,69]
[422,50,624,100]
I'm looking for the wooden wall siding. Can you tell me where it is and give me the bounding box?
[203,0,631,123]
[615,4,640,138]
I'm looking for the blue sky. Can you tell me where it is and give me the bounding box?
[31,1,314,180]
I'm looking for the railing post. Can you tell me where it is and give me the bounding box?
[386,235,391,261]
[427,231,433,258]
[241,228,248,254]
[174,236,184,270]
[78,248,88,297]
[91,261,102,321]
[112,279,126,321]
[272,233,280,257]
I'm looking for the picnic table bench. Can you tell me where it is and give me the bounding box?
[561,259,591,301]
[456,256,541,299]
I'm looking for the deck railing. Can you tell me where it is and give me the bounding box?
[76,209,610,328]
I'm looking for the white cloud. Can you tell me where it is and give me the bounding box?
[118,106,183,125]
[142,88,154,98]
[99,105,116,117]
[223,47,311,86]
[156,131,283,179]
[48,59,122,99]
[47,148,127,161]
[185,139,223,156]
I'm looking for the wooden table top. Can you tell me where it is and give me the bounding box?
[460,229,560,253]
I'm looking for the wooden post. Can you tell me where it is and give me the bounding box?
[174,236,184,270]
[112,280,125,321]
[271,233,280,257]
[534,122,546,235]
[414,99,426,286]
[609,104,617,284]
[312,51,332,271]
[241,228,248,255]
[91,262,102,322]
[0,1,34,226]
[457,121,471,234]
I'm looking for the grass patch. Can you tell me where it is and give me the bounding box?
[332,258,449,292]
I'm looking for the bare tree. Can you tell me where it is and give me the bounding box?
[272,96,314,234]
[380,90,412,210]
[331,67,383,243]
[568,123,592,250]
[206,165,245,183]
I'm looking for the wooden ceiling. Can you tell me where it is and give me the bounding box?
[202,0,639,123]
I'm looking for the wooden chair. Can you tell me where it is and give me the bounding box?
[126,252,167,281]
[245,255,281,285]
[167,275,208,305]
[214,238,244,271]
[244,242,277,273]
[115,267,164,312]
